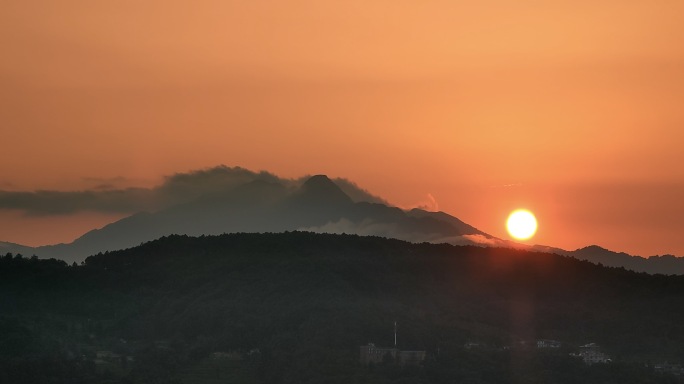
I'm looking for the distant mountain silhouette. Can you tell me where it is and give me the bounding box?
[0,241,34,257]
[7,175,493,263]
[3,174,683,274]
[298,174,355,206]
[406,208,487,237]
[566,245,684,275]
[518,244,684,275]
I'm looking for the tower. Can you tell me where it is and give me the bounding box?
[394,321,397,347]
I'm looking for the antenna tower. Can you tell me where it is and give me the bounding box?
[394,321,397,347]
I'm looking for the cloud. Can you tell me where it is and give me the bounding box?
[0,165,388,216]
[329,178,388,205]
[407,193,439,212]
[155,166,285,206]
[82,176,130,185]
[461,234,502,246]
[490,183,523,188]
[0,188,156,216]
[91,184,118,191]
[300,218,500,248]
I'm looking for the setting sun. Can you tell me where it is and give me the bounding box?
[506,209,538,241]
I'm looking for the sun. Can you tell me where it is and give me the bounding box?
[506,209,538,241]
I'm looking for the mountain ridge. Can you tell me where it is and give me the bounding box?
[5,175,491,263]
[2,174,682,274]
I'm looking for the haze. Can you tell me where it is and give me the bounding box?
[2,1,683,256]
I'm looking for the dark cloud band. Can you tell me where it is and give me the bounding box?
[0,165,385,216]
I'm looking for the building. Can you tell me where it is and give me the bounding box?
[464,342,483,350]
[361,322,426,366]
[397,350,427,365]
[211,351,241,360]
[654,362,684,376]
[360,343,396,365]
[360,343,426,366]
[537,339,561,349]
[575,343,611,365]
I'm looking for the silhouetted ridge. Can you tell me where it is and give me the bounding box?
[298,175,354,206]
[573,245,633,260]
[407,208,488,236]
[12,172,681,276]
[577,245,617,253]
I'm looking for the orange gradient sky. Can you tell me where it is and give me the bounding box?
[1,1,684,255]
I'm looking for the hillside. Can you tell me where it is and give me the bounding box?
[569,245,684,275]
[2,232,684,383]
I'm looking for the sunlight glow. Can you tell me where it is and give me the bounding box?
[506,209,538,241]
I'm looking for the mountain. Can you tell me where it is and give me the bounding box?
[12,175,492,263]
[3,232,684,383]
[526,244,684,275]
[4,174,682,274]
[567,245,684,275]
[0,241,34,256]
[406,208,487,237]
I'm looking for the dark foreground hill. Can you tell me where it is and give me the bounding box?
[2,232,684,383]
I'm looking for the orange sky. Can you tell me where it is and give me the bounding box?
[1,1,684,255]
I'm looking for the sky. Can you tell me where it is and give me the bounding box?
[1,0,684,256]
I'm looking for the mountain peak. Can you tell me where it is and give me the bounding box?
[298,175,353,205]
[575,245,631,256]
[578,245,610,252]
[302,174,333,187]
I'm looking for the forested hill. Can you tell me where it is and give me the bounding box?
[2,232,684,383]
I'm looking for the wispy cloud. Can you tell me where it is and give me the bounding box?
[0,188,155,216]
[82,176,130,185]
[327,178,387,205]
[405,193,439,212]
[461,234,502,246]
[490,183,523,188]
[300,218,498,247]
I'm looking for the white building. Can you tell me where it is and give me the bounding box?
[575,343,611,365]
[537,339,561,349]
